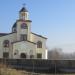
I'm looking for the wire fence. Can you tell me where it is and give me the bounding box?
[0,59,75,74]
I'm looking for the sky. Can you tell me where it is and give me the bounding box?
[0,0,75,53]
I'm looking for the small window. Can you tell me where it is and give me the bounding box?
[21,23,28,29]
[37,41,42,48]
[20,34,27,41]
[3,40,9,47]
[3,52,9,58]
[37,53,42,58]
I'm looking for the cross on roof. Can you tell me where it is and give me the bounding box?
[23,3,26,7]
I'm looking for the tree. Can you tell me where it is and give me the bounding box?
[48,48,62,60]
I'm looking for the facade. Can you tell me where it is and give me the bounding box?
[0,7,47,59]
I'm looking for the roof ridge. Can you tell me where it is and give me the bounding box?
[31,32,47,39]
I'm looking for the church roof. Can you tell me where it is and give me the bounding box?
[32,32,47,39]
[0,32,16,37]
[0,33,8,37]
[12,22,17,28]
[20,7,28,12]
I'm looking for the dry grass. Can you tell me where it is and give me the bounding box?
[0,64,28,75]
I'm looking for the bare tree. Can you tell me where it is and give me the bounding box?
[48,48,62,60]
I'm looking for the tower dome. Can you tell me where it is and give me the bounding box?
[20,7,28,12]
[19,6,29,20]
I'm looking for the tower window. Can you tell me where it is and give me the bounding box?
[3,40,9,47]
[20,34,27,41]
[22,13,25,16]
[21,23,28,29]
[37,41,42,48]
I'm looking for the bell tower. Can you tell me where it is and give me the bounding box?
[19,5,29,20]
[15,6,32,41]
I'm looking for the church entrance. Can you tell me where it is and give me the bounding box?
[20,53,26,58]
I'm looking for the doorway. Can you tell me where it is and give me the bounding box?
[20,53,26,58]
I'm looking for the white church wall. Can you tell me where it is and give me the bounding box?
[0,33,17,58]
[30,33,47,59]
[13,41,36,59]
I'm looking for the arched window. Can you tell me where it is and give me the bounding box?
[37,41,42,48]
[20,53,26,58]
[21,23,28,29]
[3,40,9,47]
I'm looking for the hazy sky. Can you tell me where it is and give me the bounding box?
[0,0,75,53]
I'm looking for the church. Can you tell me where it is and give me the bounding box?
[0,6,47,59]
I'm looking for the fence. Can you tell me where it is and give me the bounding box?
[0,59,75,74]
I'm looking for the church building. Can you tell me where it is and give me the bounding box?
[0,6,47,59]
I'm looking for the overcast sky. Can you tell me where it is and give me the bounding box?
[0,0,75,53]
